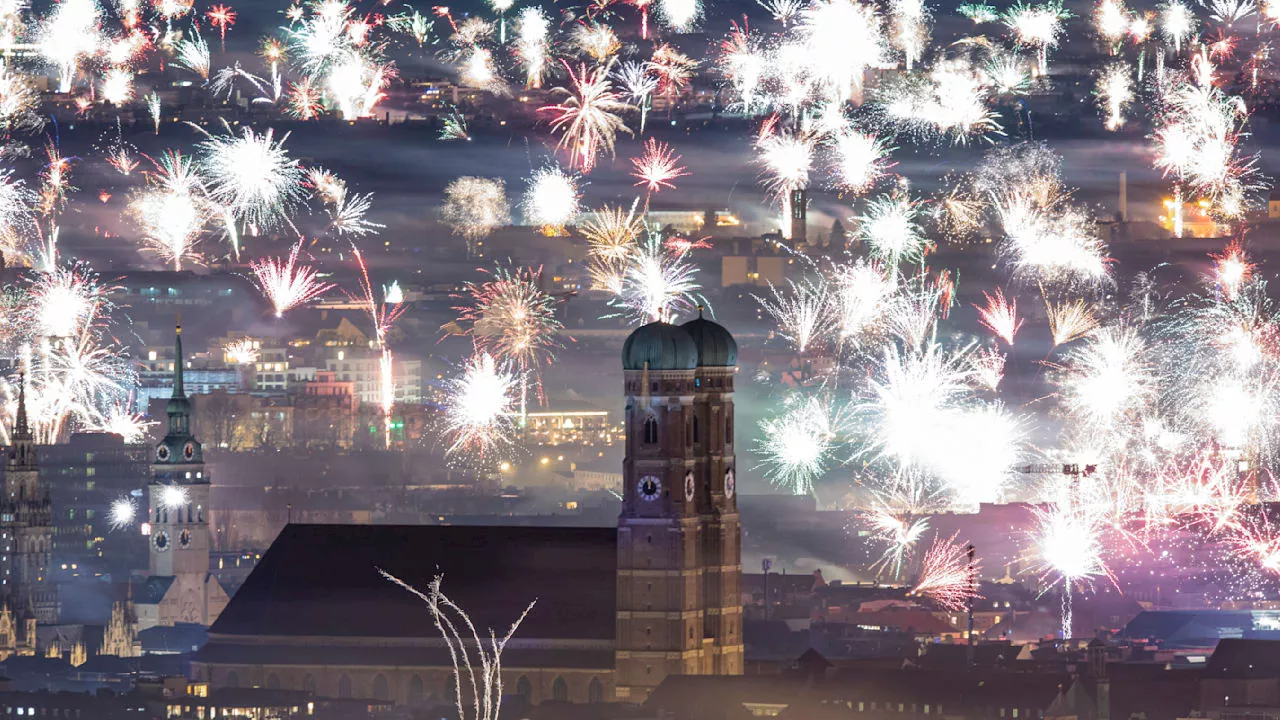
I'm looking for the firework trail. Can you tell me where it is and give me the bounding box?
[382,573,533,720]
[249,241,336,317]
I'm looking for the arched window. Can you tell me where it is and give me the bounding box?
[643,417,659,444]
[408,675,425,705]
[516,676,533,702]
[303,675,316,694]
[588,678,604,704]
[266,673,280,690]
[338,674,353,698]
[693,415,699,444]
[726,415,732,440]
[225,671,239,688]
[372,674,390,701]
[552,677,569,702]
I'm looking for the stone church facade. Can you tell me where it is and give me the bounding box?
[190,316,745,705]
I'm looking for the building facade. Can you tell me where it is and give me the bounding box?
[134,325,229,630]
[615,315,744,701]
[0,380,58,627]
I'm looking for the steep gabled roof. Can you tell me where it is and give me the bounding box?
[209,524,618,641]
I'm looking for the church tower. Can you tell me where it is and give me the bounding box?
[141,323,226,627]
[615,318,743,703]
[1,376,57,626]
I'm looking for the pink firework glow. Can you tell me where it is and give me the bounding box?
[630,138,689,196]
[976,288,1023,345]
[249,242,335,317]
[912,533,980,612]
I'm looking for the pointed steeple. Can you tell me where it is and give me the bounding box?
[172,322,185,400]
[13,373,29,441]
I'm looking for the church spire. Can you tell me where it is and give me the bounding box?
[172,322,184,400]
[13,373,29,441]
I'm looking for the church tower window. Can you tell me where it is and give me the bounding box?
[516,676,532,702]
[552,677,568,702]
[338,674,353,698]
[588,678,604,704]
[693,416,699,444]
[642,417,659,445]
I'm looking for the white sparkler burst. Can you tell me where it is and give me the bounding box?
[109,497,136,531]
[515,7,551,88]
[128,151,209,270]
[755,278,835,354]
[857,194,927,267]
[879,59,1004,144]
[1096,63,1133,131]
[161,485,189,510]
[522,167,581,229]
[756,395,842,495]
[444,351,520,459]
[174,32,211,79]
[888,0,931,71]
[656,0,702,31]
[1160,0,1195,53]
[618,232,702,324]
[1058,325,1155,434]
[1003,1,1067,75]
[865,491,932,579]
[829,128,894,195]
[100,68,134,106]
[832,258,894,341]
[982,145,1111,286]
[197,123,305,232]
[1095,0,1130,44]
[31,269,94,339]
[38,0,101,93]
[796,0,886,101]
[755,118,817,199]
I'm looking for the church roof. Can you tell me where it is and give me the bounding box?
[680,314,737,367]
[622,322,698,371]
[210,524,619,641]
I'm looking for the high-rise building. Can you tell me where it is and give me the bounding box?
[615,313,744,702]
[0,378,58,626]
[133,324,229,630]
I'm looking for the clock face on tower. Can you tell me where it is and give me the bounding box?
[183,441,196,461]
[153,530,170,552]
[638,475,661,501]
[684,470,696,502]
[155,445,170,462]
[725,467,736,498]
